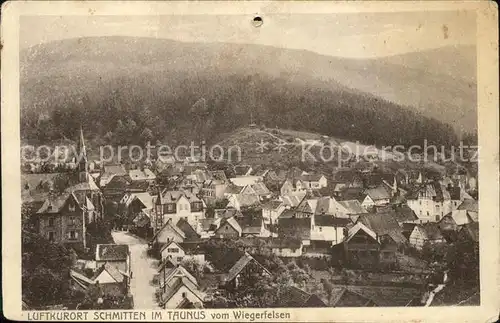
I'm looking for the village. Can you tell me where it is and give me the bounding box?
[21,126,480,310]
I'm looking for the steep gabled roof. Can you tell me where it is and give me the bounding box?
[459,222,479,242]
[417,223,444,240]
[161,190,201,203]
[92,262,125,283]
[337,200,367,215]
[330,287,376,307]
[176,218,201,240]
[224,252,270,283]
[210,170,228,182]
[160,276,204,307]
[280,193,306,208]
[161,265,199,288]
[345,222,378,243]
[36,192,79,214]
[364,185,391,201]
[262,200,284,211]
[357,213,407,244]
[277,285,327,307]
[444,210,474,226]
[457,199,478,212]
[215,217,242,236]
[250,182,271,196]
[150,219,186,242]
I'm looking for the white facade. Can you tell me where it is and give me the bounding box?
[407,198,461,223]
[163,284,204,309]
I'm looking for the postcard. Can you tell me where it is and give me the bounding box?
[2,1,499,322]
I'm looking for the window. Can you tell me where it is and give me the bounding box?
[68,230,78,240]
[68,203,75,212]
[48,231,55,242]
[177,257,183,262]
[167,248,179,253]
[48,217,55,227]
[68,217,77,226]
[181,292,187,298]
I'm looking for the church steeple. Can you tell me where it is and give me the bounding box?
[78,126,89,183]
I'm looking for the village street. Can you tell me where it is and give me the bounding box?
[111,231,161,309]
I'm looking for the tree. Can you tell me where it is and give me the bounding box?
[22,231,73,306]
[140,127,154,143]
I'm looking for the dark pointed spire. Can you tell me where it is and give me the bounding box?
[79,126,87,160]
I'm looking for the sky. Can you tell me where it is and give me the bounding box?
[20,10,476,58]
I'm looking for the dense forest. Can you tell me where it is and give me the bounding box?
[21,72,460,149]
[20,37,469,150]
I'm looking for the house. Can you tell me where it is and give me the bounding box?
[337,199,368,223]
[275,285,327,307]
[213,217,242,239]
[229,176,263,187]
[278,212,312,246]
[457,222,479,243]
[100,174,135,202]
[408,223,445,249]
[210,170,228,182]
[406,182,466,223]
[240,216,272,238]
[36,192,94,252]
[338,187,365,203]
[69,268,95,293]
[222,252,271,291]
[175,218,201,241]
[150,219,186,247]
[128,168,156,185]
[248,182,272,200]
[438,209,476,232]
[261,200,286,224]
[280,192,306,209]
[157,264,204,309]
[95,244,131,278]
[119,192,154,227]
[357,213,407,245]
[158,262,198,293]
[159,276,205,309]
[91,263,129,297]
[214,208,244,220]
[363,185,392,207]
[98,163,128,187]
[310,214,351,245]
[343,222,380,268]
[457,199,479,222]
[152,190,205,230]
[373,204,417,225]
[226,193,261,211]
[330,287,377,307]
[280,179,299,195]
[160,241,186,264]
[269,238,303,258]
[199,180,228,206]
[296,174,328,190]
[234,165,253,176]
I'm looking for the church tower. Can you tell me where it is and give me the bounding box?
[78,126,89,183]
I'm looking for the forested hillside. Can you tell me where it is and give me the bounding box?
[21,36,466,148]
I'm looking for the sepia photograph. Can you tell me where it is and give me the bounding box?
[2,1,499,321]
